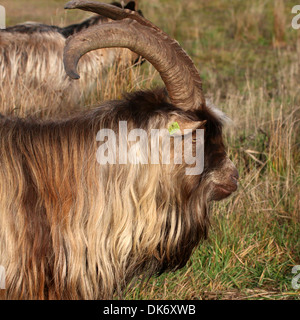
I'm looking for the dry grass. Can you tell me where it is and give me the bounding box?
[0,0,299,300]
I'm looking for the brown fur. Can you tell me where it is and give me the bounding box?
[0,88,230,300]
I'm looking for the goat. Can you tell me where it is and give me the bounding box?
[0,1,141,117]
[0,1,239,300]
[5,1,141,38]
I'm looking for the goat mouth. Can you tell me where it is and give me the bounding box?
[212,183,238,201]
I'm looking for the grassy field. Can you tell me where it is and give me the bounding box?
[1,0,299,300]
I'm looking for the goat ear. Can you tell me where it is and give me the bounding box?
[125,1,136,11]
[167,119,206,136]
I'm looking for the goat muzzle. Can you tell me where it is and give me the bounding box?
[211,162,239,201]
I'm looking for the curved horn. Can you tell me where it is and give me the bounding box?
[64,2,205,111]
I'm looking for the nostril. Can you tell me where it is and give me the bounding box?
[230,169,239,182]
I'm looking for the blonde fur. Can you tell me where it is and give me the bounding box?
[0,27,138,117]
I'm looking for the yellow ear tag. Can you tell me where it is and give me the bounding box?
[168,122,180,135]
